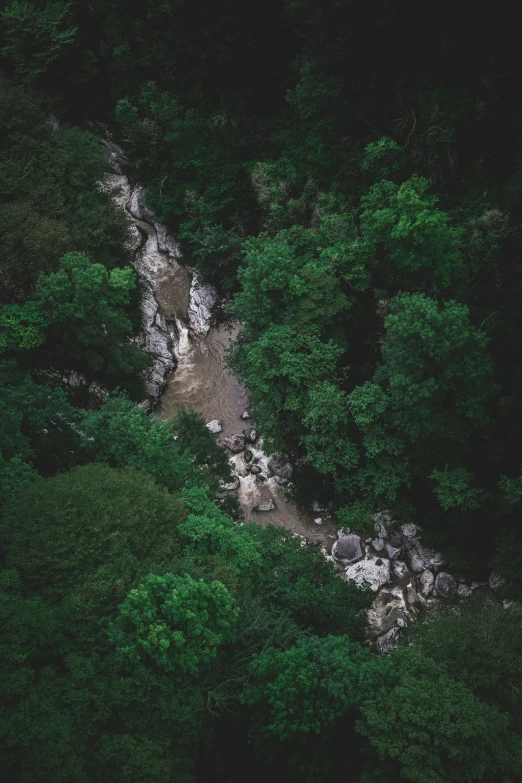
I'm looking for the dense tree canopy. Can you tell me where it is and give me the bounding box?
[2,1,522,781]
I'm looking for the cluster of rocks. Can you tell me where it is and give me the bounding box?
[332,511,492,654]
[207,416,294,511]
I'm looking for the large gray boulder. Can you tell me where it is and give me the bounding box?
[223,434,246,453]
[206,419,223,434]
[267,456,293,481]
[435,572,457,598]
[371,538,385,552]
[332,534,363,565]
[406,548,426,573]
[344,557,391,592]
[385,542,401,560]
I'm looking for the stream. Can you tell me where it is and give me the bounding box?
[101,141,498,654]
[102,143,337,547]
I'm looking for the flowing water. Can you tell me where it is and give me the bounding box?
[103,152,337,546]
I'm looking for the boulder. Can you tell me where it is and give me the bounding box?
[332,534,363,565]
[396,617,407,628]
[267,456,293,481]
[223,434,246,453]
[240,411,250,419]
[391,560,408,579]
[244,449,253,462]
[457,583,473,599]
[314,518,323,525]
[367,585,409,636]
[220,476,240,491]
[344,557,391,592]
[419,569,435,597]
[435,572,457,598]
[385,542,401,560]
[375,627,400,655]
[406,583,425,609]
[206,419,223,434]
[489,572,504,592]
[254,499,275,512]
[371,538,385,552]
[242,427,258,444]
[250,464,261,475]
[401,522,418,539]
[406,548,425,573]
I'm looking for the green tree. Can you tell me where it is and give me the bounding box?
[357,648,522,783]
[359,175,464,290]
[0,1,78,83]
[374,293,495,445]
[110,573,239,678]
[29,252,148,390]
[0,464,185,603]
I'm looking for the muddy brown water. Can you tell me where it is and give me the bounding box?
[158,322,337,545]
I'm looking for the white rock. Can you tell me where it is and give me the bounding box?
[254,499,275,512]
[375,627,400,655]
[396,617,407,628]
[240,411,250,419]
[220,476,240,491]
[419,569,435,597]
[206,419,223,434]
[344,558,391,592]
[391,560,408,579]
[314,517,323,525]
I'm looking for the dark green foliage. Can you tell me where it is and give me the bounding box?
[357,648,522,783]
[3,1,522,780]
[0,464,185,600]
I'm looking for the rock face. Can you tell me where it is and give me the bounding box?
[332,534,363,565]
[223,434,246,453]
[254,499,275,512]
[419,569,435,597]
[435,572,457,598]
[344,557,391,592]
[206,419,223,434]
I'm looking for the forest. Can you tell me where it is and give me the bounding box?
[2,1,522,781]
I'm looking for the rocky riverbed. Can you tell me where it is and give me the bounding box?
[102,140,503,654]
